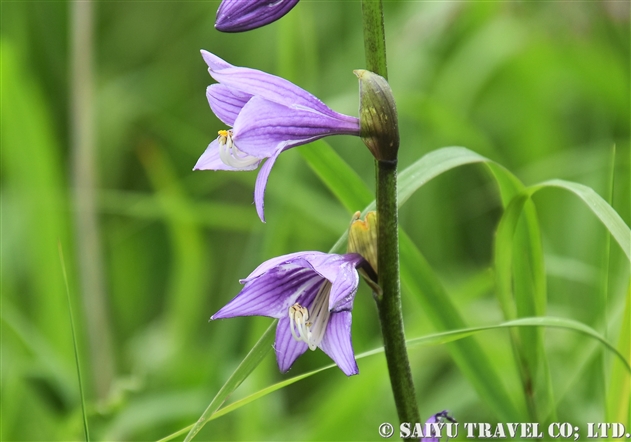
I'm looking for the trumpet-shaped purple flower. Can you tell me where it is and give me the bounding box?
[193,51,360,222]
[211,251,364,376]
[215,0,300,33]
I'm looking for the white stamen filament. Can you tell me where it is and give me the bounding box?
[217,130,260,168]
[288,281,332,351]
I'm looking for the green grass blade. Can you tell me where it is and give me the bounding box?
[298,140,374,212]
[600,146,616,419]
[397,147,489,206]
[493,173,631,420]
[164,315,628,441]
[183,320,276,441]
[392,146,550,420]
[302,144,525,419]
[58,243,90,441]
[607,283,631,424]
[399,231,524,421]
[527,180,631,262]
[189,145,631,436]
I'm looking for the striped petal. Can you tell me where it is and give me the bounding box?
[206,84,252,127]
[201,51,353,120]
[275,316,309,372]
[233,96,359,158]
[241,252,328,282]
[196,51,360,221]
[319,311,358,376]
[215,0,300,33]
[211,266,321,319]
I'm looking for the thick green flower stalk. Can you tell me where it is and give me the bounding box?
[359,0,421,428]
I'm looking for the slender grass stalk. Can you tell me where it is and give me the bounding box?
[362,0,421,427]
[58,242,90,442]
[600,145,615,412]
[71,0,115,398]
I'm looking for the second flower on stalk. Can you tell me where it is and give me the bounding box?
[211,251,365,376]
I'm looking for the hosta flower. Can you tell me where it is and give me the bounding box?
[193,51,360,222]
[211,251,364,376]
[215,0,300,33]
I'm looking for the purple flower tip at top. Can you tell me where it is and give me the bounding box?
[215,0,300,33]
[193,51,360,222]
[422,410,456,442]
[211,251,365,376]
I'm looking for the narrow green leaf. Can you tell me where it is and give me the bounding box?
[165,316,629,441]
[399,231,524,421]
[527,180,631,262]
[189,146,631,439]
[302,144,525,419]
[183,320,276,441]
[298,140,374,212]
[607,283,631,424]
[58,243,90,442]
[392,146,549,420]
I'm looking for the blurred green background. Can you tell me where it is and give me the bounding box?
[1,0,629,440]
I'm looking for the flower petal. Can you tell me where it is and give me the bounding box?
[201,53,355,120]
[297,253,362,311]
[422,411,455,442]
[215,0,300,33]
[275,316,309,372]
[303,253,362,282]
[319,311,358,376]
[328,262,360,312]
[242,251,327,282]
[233,96,359,158]
[212,266,322,319]
[254,146,283,223]
[201,50,232,71]
[193,139,261,172]
[207,84,252,127]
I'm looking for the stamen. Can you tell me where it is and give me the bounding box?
[289,303,309,341]
[287,281,332,350]
[217,129,260,168]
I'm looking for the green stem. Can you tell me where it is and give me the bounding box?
[362,0,420,428]
[361,1,388,79]
[71,0,116,399]
[375,161,420,427]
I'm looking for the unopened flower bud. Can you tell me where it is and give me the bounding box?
[347,211,380,294]
[354,70,399,162]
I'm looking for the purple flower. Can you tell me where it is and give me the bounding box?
[215,0,300,33]
[193,51,360,222]
[211,251,364,376]
[422,410,456,442]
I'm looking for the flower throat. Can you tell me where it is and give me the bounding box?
[288,281,332,350]
[217,129,259,168]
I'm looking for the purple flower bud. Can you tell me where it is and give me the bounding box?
[194,51,360,222]
[211,251,365,376]
[422,410,456,442]
[215,0,300,33]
